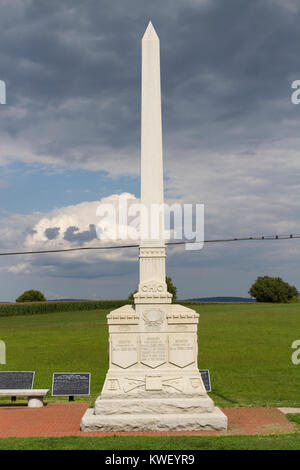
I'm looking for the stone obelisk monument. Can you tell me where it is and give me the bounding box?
[81,22,227,431]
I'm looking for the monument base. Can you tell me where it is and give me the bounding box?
[80,303,228,432]
[81,405,227,432]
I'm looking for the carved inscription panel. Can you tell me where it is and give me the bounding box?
[141,334,167,368]
[169,334,195,368]
[111,335,138,369]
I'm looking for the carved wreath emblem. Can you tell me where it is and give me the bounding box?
[142,309,164,327]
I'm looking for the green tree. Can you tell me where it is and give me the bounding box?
[249,276,299,303]
[128,276,177,301]
[127,290,136,302]
[166,276,177,300]
[16,289,46,303]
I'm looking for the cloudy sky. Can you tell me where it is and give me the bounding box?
[0,0,300,301]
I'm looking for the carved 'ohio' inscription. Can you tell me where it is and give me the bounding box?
[141,334,167,368]
[111,335,138,369]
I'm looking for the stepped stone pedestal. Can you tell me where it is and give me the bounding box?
[80,302,227,431]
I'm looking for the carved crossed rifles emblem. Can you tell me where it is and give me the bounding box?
[123,376,183,393]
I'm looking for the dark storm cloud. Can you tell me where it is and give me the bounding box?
[44,226,60,239]
[63,224,97,243]
[24,227,37,236]
[29,249,137,280]
[1,0,300,167]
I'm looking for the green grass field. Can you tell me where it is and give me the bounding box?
[0,302,299,449]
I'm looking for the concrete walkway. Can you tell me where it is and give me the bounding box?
[278,407,300,414]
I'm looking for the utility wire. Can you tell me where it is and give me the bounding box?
[0,234,299,257]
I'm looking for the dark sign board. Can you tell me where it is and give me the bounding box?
[199,369,211,392]
[0,371,34,390]
[52,373,90,396]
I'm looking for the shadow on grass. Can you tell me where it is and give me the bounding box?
[0,402,30,408]
[211,391,240,405]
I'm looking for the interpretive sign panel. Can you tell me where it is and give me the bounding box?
[0,371,34,390]
[52,373,90,396]
[199,369,211,392]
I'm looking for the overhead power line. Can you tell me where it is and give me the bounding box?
[0,233,299,257]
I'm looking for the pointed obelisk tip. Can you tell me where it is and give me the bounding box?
[142,21,159,41]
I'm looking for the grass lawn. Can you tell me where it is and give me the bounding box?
[0,302,299,407]
[0,302,299,449]
[0,434,300,450]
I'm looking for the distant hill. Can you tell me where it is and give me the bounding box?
[0,299,89,303]
[47,299,88,302]
[185,296,255,302]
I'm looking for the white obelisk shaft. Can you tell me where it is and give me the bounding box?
[135,22,171,303]
[141,21,164,243]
